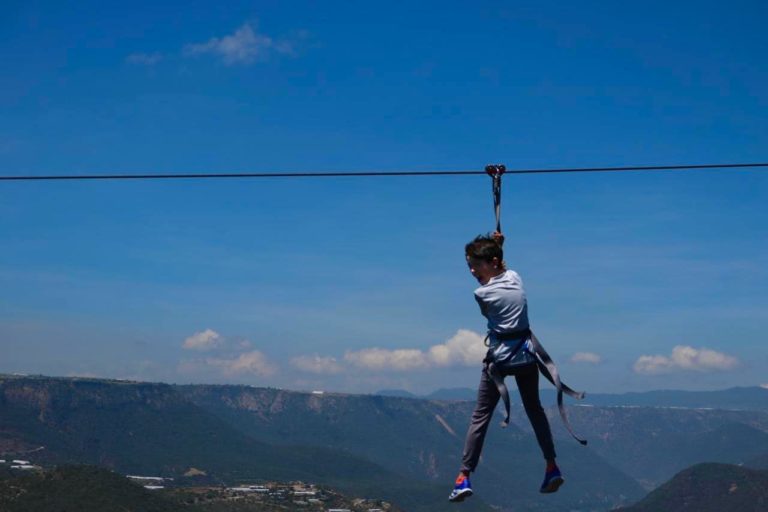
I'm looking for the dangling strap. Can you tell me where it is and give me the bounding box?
[486,361,512,428]
[485,164,506,233]
[528,332,588,446]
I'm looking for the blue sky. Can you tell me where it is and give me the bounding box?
[1,0,767,394]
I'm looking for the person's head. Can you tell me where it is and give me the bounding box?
[465,235,505,285]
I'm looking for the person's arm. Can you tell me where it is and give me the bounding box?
[492,232,507,270]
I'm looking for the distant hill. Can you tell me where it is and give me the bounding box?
[0,465,181,512]
[426,388,477,400]
[580,386,768,410]
[375,389,418,398]
[375,388,476,400]
[620,463,768,512]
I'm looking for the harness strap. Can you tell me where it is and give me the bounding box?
[483,330,588,445]
[528,331,588,446]
[486,361,512,427]
[485,164,505,233]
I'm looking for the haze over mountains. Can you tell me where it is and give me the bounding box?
[1,374,767,512]
[378,385,768,410]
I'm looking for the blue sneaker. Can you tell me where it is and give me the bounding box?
[540,466,564,494]
[448,474,473,502]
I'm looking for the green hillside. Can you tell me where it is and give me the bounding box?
[620,463,768,512]
[0,465,405,512]
[0,465,181,512]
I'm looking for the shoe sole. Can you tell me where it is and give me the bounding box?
[540,476,564,494]
[449,489,473,502]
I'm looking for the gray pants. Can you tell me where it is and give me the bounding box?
[461,362,556,473]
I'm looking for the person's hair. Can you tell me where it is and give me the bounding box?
[465,234,503,264]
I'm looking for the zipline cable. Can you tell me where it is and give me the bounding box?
[1,162,768,181]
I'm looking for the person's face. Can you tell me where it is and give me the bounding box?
[466,256,500,285]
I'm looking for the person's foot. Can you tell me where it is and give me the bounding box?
[539,465,564,494]
[448,473,473,502]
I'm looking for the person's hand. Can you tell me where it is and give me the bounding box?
[492,231,505,246]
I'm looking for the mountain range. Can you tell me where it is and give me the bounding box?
[0,375,485,512]
[177,383,646,511]
[1,374,767,512]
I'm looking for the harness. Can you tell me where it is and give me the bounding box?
[484,330,588,445]
[482,164,588,446]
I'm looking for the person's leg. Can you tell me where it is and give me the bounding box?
[450,366,501,502]
[460,366,501,474]
[514,363,563,493]
[514,364,556,461]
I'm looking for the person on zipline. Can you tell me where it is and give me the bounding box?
[449,232,563,502]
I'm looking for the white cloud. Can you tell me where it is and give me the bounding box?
[344,329,486,372]
[291,355,344,375]
[183,23,294,65]
[344,348,428,371]
[633,345,739,375]
[427,329,487,366]
[182,329,223,351]
[126,52,163,65]
[206,350,277,377]
[571,352,602,364]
